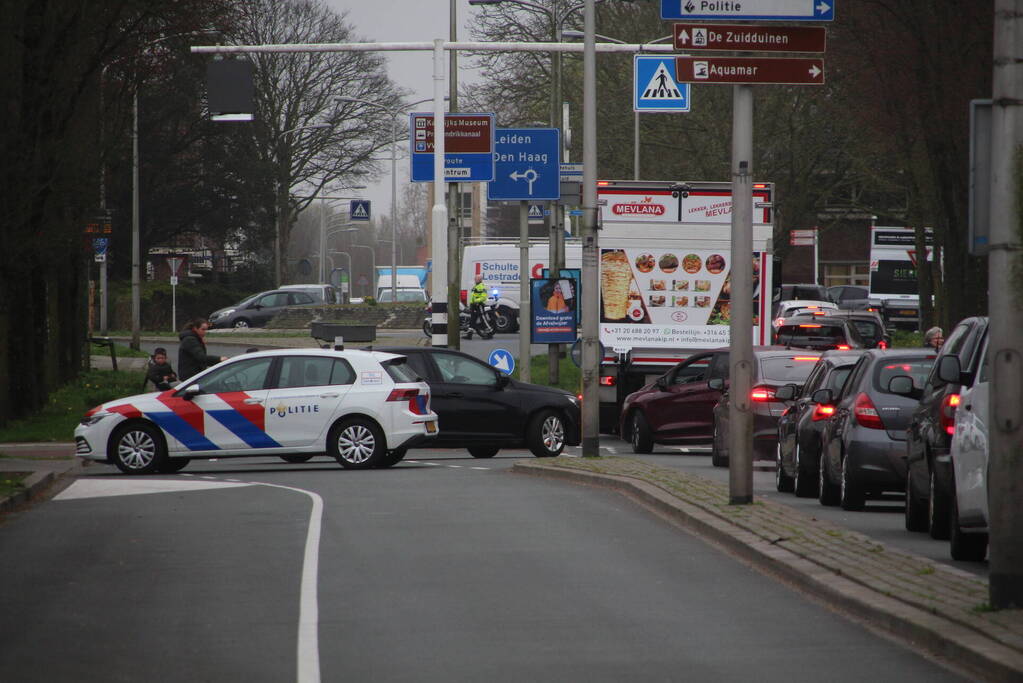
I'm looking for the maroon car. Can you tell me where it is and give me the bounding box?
[619,347,732,454]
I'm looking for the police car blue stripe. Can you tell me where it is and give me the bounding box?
[147,411,220,451]
[206,409,282,449]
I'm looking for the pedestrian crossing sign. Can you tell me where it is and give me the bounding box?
[634,55,691,113]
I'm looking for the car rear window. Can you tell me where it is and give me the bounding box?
[760,355,821,383]
[381,358,420,383]
[850,320,881,340]
[776,324,845,341]
[874,357,936,394]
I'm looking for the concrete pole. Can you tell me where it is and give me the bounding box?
[728,84,754,504]
[580,0,600,457]
[390,115,398,304]
[448,0,462,350]
[431,39,450,348]
[519,200,531,382]
[634,110,640,180]
[319,198,327,285]
[987,0,1023,609]
[131,90,141,350]
[548,17,565,384]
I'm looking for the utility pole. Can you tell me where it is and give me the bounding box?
[548,15,564,383]
[447,0,462,350]
[987,0,1023,609]
[580,0,600,457]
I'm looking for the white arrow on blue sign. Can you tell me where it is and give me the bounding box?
[488,348,515,375]
[634,56,691,113]
[488,128,561,201]
[660,0,835,21]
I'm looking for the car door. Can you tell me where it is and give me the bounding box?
[642,351,716,437]
[164,356,275,454]
[822,356,869,475]
[246,292,287,326]
[781,362,825,460]
[265,355,356,448]
[426,350,521,443]
[954,344,989,526]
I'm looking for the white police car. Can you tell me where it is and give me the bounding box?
[74,349,438,474]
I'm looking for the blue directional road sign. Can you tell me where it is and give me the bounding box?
[410,113,496,183]
[634,56,691,113]
[488,128,560,201]
[488,348,515,375]
[350,199,371,221]
[660,0,835,21]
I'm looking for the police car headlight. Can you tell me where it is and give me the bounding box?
[79,412,109,426]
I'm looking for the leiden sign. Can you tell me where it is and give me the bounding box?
[675,56,824,85]
[673,23,827,53]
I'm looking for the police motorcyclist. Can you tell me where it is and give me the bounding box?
[465,274,490,339]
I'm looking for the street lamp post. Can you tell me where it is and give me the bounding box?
[336,96,435,304]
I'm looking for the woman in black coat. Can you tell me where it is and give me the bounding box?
[177,318,226,381]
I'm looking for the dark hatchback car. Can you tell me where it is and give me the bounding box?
[816,350,937,511]
[374,347,580,458]
[709,349,822,467]
[775,350,865,497]
[620,348,731,454]
[905,316,988,538]
[774,316,868,352]
[209,289,318,329]
[819,310,891,349]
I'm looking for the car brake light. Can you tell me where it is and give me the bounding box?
[750,385,776,402]
[940,393,960,435]
[387,387,428,415]
[599,375,616,386]
[812,403,835,421]
[836,344,851,350]
[799,324,822,328]
[793,356,819,361]
[773,317,785,328]
[853,392,885,429]
[877,340,888,349]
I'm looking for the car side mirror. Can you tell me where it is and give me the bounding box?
[708,377,725,391]
[811,388,833,405]
[936,355,962,384]
[775,384,797,401]
[496,373,510,388]
[888,375,915,396]
[656,376,669,389]
[181,384,201,400]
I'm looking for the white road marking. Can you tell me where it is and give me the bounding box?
[54,479,251,500]
[447,465,464,468]
[470,467,489,471]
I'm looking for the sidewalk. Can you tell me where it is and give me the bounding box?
[514,456,1023,682]
[0,442,80,514]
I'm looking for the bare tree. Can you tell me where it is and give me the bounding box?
[226,0,407,283]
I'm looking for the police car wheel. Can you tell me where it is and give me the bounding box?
[280,454,315,463]
[329,418,386,469]
[111,422,167,475]
[156,457,189,474]
[376,448,407,468]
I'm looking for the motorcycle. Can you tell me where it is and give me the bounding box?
[422,300,497,339]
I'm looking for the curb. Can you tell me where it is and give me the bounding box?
[0,470,56,514]
[513,461,1023,683]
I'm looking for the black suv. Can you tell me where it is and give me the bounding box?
[773,316,868,351]
[775,283,833,303]
[905,316,988,538]
[816,310,891,348]
[374,346,581,458]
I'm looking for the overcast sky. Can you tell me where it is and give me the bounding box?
[324,0,485,225]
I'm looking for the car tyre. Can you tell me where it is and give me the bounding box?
[630,411,654,454]
[928,467,952,540]
[904,469,929,532]
[110,421,167,475]
[793,443,817,498]
[949,482,988,562]
[840,453,866,511]
[468,446,500,459]
[775,445,794,493]
[232,318,251,329]
[818,453,840,506]
[329,417,386,469]
[527,410,566,458]
[711,423,728,468]
[280,454,315,464]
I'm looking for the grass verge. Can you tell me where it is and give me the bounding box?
[511,353,581,394]
[0,473,29,499]
[0,370,145,443]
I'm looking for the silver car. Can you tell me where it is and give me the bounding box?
[949,334,990,562]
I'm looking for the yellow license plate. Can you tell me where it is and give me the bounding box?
[426,421,437,433]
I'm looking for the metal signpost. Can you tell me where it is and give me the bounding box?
[660,0,835,21]
[410,112,496,183]
[675,56,824,84]
[166,256,184,333]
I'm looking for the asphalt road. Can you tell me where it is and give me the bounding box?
[0,448,963,682]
